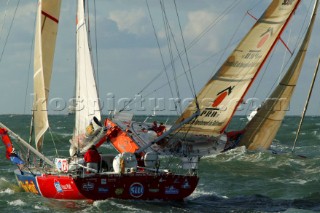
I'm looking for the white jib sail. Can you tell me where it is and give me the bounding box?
[71,0,101,155]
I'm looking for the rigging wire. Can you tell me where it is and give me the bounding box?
[120,0,242,113]
[48,127,60,157]
[0,0,11,44]
[120,0,177,113]
[0,0,20,63]
[173,0,198,107]
[292,56,320,153]
[159,0,181,114]
[160,0,200,113]
[93,0,100,92]
[24,1,38,114]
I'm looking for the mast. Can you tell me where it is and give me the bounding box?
[292,56,320,152]
[175,0,302,137]
[238,0,319,150]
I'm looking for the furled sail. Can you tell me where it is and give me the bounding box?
[175,0,301,137]
[33,0,61,150]
[71,0,101,155]
[238,0,319,150]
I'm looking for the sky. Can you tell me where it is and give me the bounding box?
[0,0,320,116]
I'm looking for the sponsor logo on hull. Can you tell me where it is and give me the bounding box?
[130,182,144,198]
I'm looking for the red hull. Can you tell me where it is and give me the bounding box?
[37,174,86,200]
[73,173,199,200]
[15,170,199,201]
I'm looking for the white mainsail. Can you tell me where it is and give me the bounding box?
[71,0,101,155]
[238,0,319,150]
[33,0,61,151]
[175,0,301,137]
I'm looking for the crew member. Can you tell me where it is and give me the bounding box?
[84,145,101,173]
[149,121,158,132]
[156,122,166,136]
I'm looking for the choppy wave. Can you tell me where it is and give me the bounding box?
[0,115,319,212]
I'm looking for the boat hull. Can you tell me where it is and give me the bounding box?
[14,169,199,201]
[14,169,85,200]
[73,173,199,200]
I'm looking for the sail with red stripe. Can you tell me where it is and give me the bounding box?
[175,0,302,137]
[238,0,319,150]
[33,0,61,151]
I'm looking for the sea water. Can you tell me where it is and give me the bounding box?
[0,114,319,212]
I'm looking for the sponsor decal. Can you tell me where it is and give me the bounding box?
[98,187,109,193]
[257,28,273,49]
[54,158,69,172]
[165,186,179,195]
[19,180,39,194]
[60,184,73,191]
[212,86,235,108]
[101,179,107,184]
[181,180,191,189]
[82,182,94,191]
[54,180,63,193]
[130,182,144,198]
[148,188,159,193]
[115,188,124,195]
[159,178,165,183]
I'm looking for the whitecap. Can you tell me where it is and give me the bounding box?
[108,200,149,212]
[8,199,26,206]
[34,205,50,211]
[288,179,307,185]
[0,188,14,194]
[189,188,217,199]
[56,126,65,130]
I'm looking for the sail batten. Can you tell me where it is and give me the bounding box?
[175,0,302,137]
[238,0,319,150]
[33,0,61,150]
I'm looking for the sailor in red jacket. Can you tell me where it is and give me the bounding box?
[84,145,101,173]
